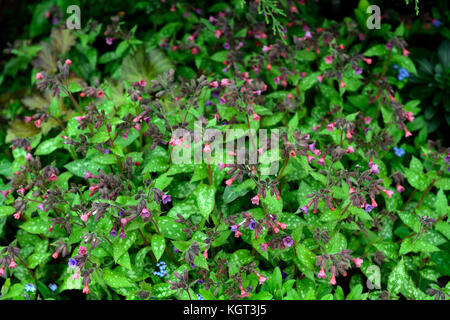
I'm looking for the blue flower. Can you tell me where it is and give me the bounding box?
[49,284,58,292]
[249,219,256,231]
[432,19,441,28]
[197,293,204,300]
[393,146,405,158]
[397,68,410,81]
[24,283,36,293]
[68,258,78,268]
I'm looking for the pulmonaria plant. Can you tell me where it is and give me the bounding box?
[0,0,448,302]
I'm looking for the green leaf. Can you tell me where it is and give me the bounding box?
[399,238,440,255]
[435,189,448,218]
[64,159,107,178]
[0,206,15,218]
[223,179,255,203]
[364,44,388,57]
[113,232,136,262]
[35,136,63,155]
[387,259,407,295]
[325,232,347,254]
[195,184,216,219]
[295,243,316,270]
[151,234,166,261]
[103,268,135,288]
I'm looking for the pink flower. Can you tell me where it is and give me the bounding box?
[97,90,104,98]
[406,112,414,122]
[363,58,372,64]
[402,48,410,57]
[266,63,272,71]
[404,128,412,137]
[256,272,267,285]
[203,143,211,153]
[82,283,90,294]
[139,78,147,87]
[317,156,326,166]
[252,111,261,121]
[225,178,235,187]
[353,258,363,268]
[317,75,325,83]
[0,266,5,277]
[65,59,72,66]
[218,162,227,170]
[220,78,230,87]
[84,171,92,180]
[78,246,87,256]
[234,230,242,238]
[346,131,353,139]
[73,269,80,280]
[371,198,378,207]
[346,146,354,154]
[306,154,315,164]
[36,72,43,80]
[317,267,326,279]
[348,183,356,194]
[89,185,99,196]
[13,212,21,220]
[209,81,219,88]
[383,189,394,198]
[262,45,272,53]
[52,252,59,259]
[260,243,269,252]
[240,287,249,298]
[340,80,346,88]
[26,153,33,161]
[74,116,86,123]
[324,55,333,64]
[396,184,405,193]
[251,195,260,205]
[290,149,296,157]
[326,122,335,132]
[8,259,17,269]
[287,93,293,99]
[25,116,33,123]
[34,118,42,128]
[48,172,58,181]
[203,248,208,260]
[277,222,287,230]
[215,30,223,39]
[80,213,90,222]
[17,187,26,195]
[329,274,337,285]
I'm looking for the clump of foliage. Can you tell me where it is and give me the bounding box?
[0,0,449,300]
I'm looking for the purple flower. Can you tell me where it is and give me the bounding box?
[365,203,375,213]
[119,230,127,239]
[218,162,226,170]
[211,91,220,98]
[354,67,363,75]
[370,164,379,175]
[68,258,77,268]
[219,97,227,105]
[106,37,114,45]
[283,236,294,247]
[84,170,92,180]
[102,148,110,154]
[299,206,308,215]
[444,153,450,164]
[223,42,230,50]
[249,219,256,231]
[51,17,58,25]
[37,203,45,212]
[109,228,117,237]
[205,100,212,106]
[386,42,393,50]
[308,142,316,153]
[190,263,196,268]
[174,247,179,253]
[231,225,238,232]
[141,207,151,219]
[162,194,172,204]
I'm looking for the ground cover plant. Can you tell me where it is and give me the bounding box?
[0,0,449,301]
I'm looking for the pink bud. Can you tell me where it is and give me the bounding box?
[82,283,90,294]
[34,118,42,128]
[306,154,315,164]
[371,198,378,207]
[78,246,87,256]
[346,146,355,154]
[203,248,208,260]
[402,48,410,57]
[52,252,59,259]
[363,58,372,64]
[36,72,43,80]
[252,111,261,121]
[326,122,335,132]
[324,55,333,64]
[346,131,353,139]
[48,172,58,181]
[396,184,405,193]
[383,189,394,198]
[340,80,346,88]
[13,212,21,220]
[65,59,72,66]
[225,178,235,187]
